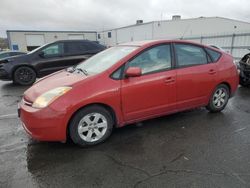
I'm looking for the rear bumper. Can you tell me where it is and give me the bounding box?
[19,101,68,141]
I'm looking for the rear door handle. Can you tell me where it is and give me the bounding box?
[208,69,216,75]
[164,77,175,84]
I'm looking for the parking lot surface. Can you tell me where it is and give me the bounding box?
[0,80,250,188]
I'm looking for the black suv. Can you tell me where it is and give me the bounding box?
[0,40,106,85]
[239,51,250,87]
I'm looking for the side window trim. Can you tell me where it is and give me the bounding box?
[173,43,209,68]
[170,43,177,69]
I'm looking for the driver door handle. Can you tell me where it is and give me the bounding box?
[208,69,216,75]
[164,77,175,84]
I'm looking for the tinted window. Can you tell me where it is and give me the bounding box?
[65,42,89,55]
[65,42,103,55]
[175,44,208,67]
[206,48,221,62]
[42,43,64,57]
[108,32,111,38]
[85,42,99,51]
[127,44,172,75]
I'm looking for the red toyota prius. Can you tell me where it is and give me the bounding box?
[19,40,239,146]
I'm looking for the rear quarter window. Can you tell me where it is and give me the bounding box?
[206,48,221,62]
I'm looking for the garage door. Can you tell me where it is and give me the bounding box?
[68,34,85,40]
[25,34,45,51]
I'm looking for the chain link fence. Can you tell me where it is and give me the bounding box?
[182,32,250,60]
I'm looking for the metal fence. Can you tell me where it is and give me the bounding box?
[182,32,250,60]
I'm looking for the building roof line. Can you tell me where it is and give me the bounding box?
[6,30,97,33]
[98,16,250,33]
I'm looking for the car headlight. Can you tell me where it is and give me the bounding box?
[32,86,72,108]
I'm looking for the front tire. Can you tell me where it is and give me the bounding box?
[13,66,36,85]
[206,84,230,113]
[69,105,114,147]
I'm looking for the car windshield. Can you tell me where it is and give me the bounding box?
[75,46,138,75]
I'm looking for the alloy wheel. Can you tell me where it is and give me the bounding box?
[213,88,227,108]
[77,113,108,142]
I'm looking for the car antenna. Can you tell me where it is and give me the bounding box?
[180,24,190,40]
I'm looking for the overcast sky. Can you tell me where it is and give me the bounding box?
[0,0,249,37]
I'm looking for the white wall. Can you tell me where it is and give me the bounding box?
[8,31,97,52]
[98,23,153,46]
[116,23,153,44]
[152,17,250,39]
[97,17,250,47]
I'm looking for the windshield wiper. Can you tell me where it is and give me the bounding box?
[75,67,88,75]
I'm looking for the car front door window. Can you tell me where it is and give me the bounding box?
[42,43,64,57]
[127,44,172,74]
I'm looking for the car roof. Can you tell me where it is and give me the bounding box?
[55,40,97,43]
[118,39,205,47]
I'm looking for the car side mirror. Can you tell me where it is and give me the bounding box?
[125,67,142,77]
[39,51,45,58]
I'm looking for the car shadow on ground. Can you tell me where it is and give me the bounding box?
[25,108,225,168]
[23,109,234,187]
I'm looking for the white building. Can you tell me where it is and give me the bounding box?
[97,16,250,59]
[7,30,97,52]
[6,16,250,59]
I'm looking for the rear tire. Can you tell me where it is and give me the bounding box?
[206,84,230,113]
[13,66,36,86]
[69,105,114,147]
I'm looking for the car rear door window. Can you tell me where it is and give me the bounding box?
[175,44,208,67]
[65,42,84,56]
[81,42,104,52]
[65,42,99,55]
[127,44,172,75]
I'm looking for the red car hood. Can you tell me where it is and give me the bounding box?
[24,70,86,102]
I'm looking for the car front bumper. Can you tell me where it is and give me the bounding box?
[19,100,68,141]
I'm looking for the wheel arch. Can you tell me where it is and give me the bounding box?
[12,64,38,79]
[218,82,231,96]
[66,103,118,140]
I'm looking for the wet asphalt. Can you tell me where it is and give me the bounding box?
[0,80,250,188]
